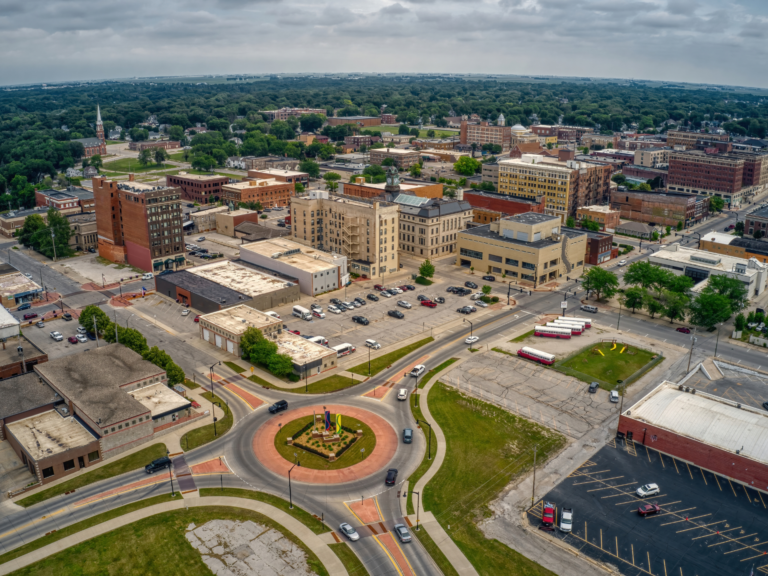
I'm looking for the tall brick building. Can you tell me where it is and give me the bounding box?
[463,190,546,217]
[166,173,230,204]
[93,175,186,273]
[220,178,294,207]
[610,189,709,228]
[667,130,729,149]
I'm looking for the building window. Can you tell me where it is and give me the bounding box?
[489,254,502,263]
[460,248,483,259]
[42,466,55,478]
[505,270,518,277]
[522,262,535,270]
[505,258,518,266]
[88,450,100,462]
[63,459,75,471]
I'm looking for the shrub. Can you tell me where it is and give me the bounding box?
[491,296,499,303]
[288,373,300,382]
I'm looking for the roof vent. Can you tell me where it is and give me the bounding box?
[678,384,684,390]
[691,388,696,394]
[737,403,742,409]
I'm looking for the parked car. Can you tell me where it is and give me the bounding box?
[17,303,31,311]
[394,524,412,543]
[268,400,288,414]
[352,316,369,325]
[385,468,399,485]
[417,295,429,301]
[181,309,190,316]
[330,298,342,305]
[354,297,366,306]
[446,286,457,293]
[457,306,472,314]
[638,503,661,516]
[50,331,63,341]
[610,390,619,403]
[397,388,408,400]
[398,285,410,292]
[388,310,405,319]
[542,501,556,528]
[365,339,381,349]
[141,272,154,280]
[465,335,480,345]
[67,336,78,344]
[636,483,660,498]
[344,301,359,309]
[265,311,281,320]
[475,300,488,308]
[35,321,45,328]
[465,281,478,289]
[194,315,201,322]
[23,313,38,320]
[339,523,359,542]
[313,310,326,319]
[62,312,73,321]
[380,290,392,298]
[397,300,411,309]
[588,382,599,394]
[373,284,384,291]
[676,327,691,334]
[86,332,96,340]
[467,306,477,313]
[421,300,437,308]
[390,287,403,295]
[197,236,206,241]
[404,285,416,291]
[618,260,627,266]
[328,305,341,314]
[337,303,349,312]
[403,429,413,444]
[310,303,323,312]
[367,293,379,302]
[145,456,171,474]
[287,329,300,335]
[78,327,88,335]
[434,297,445,304]
[559,508,573,533]
[482,275,496,281]
[76,334,87,343]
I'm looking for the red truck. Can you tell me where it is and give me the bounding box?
[284,215,291,225]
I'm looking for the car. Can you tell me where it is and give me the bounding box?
[76,334,87,343]
[618,260,627,266]
[337,303,349,311]
[344,301,359,309]
[434,297,445,304]
[367,293,379,302]
[446,286,457,293]
[410,365,426,377]
[157,270,174,276]
[394,524,412,543]
[62,313,72,321]
[187,203,194,208]
[339,523,359,542]
[724,226,731,232]
[457,306,472,314]
[465,281,478,289]
[35,321,45,328]
[404,284,415,291]
[197,237,206,241]
[728,224,736,230]
[638,503,661,517]
[636,483,660,498]
[23,313,38,320]
[588,382,599,394]
[67,336,78,344]
[385,468,399,485]
[470,292,484,301]
[397,388,408,401]
[264,208,272,212]
[475,300,488,308]
[265,311,281,320]
[86,332,96,340]
[77,326,87,334]
[50,331,63,341]
[288,329,300,335]
[328,305,341,314]
[17,303,31,311]
[145,456,172,474]
[397,300,411,309]
[390,287,403,295]
[388,310,404,319]
[23,273,32,279]
[465,335,480,345]
[676,327,691,334]
[330,298,342,306]
[352,315,369,325]
[88,248,97,253]
[482,275,496,281]
[277,222,286,227]
[268,400,288,414]
[310,303,322,312]
[373,284,384,291]
[141,272,154,280]
[380,290,392,298]
[542,501,556,528]
[398,285,410,292]
[417,295,429,301]
[468,306,477,313]
[365,339,381,349]
[313,310,326,319]
[197,248,209,254]
[181,309,190,316]
[194,315,201,322]
[610,390,619,403]
[421,300,437,308]
[559,508,573,533]
[403,429,413,443]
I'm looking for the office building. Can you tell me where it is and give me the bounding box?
[635,147,671,168]
[220,178,294,208]
[247,169,309,186]
[745,206,768,238]
[369,148,420,169]
[582,133,619,150]
[67,213,98,252]
[667,130,729,150]
[327,116,381,127]
[34,190,90,215]
[395,195,473,258]
[699,232,768,264]
[576,205,620,231]
[610,189,709,228]
[260,107,326,121]
[166,173,230,205]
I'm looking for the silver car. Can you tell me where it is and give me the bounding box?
[394,523,412,543]
[397,300,412,309]
[339,522,359,542]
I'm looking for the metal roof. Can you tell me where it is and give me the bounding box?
[392,194,430,207]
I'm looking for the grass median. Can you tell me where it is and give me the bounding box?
[348,337,434,377]
[17,443,167,508]
[329,543,370,576]
[556,341,659,390]
[424,382,564,576]
[0,493,181,565]
[510,329,534,343]
[180,392,232,451]
[8,506,329,576]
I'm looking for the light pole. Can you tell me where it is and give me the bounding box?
[507,281,513,305]
[714,322,723,358]
[288,461,301,509]
[209,361,221,436]
[687,333,698,372]
[368,346,371,378]
[50,230,57,262]
[127,313,135,329]
[417,419,432,460]
[168,458,175,497]
[531,445,537,507]
[102,274,106,288]
[464,318,473,340]
[617,298,623,331]
[411,490,421,530]
[93,316,100,348]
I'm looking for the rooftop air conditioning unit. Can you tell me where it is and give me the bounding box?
[271,252,282,259]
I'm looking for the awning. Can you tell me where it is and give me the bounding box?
[174,256,185,263]
[164,259,174,265]
[153,261,163,269]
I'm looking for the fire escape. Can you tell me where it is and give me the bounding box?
[341,217,361,259]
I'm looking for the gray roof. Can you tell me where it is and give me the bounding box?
[65,187,95,201]
[37,190,77,201]
[35,344,165,427]
[562,226,611,241]
[732,237,768,257]
[750,206,768,220]
[157,270,248,304]
[72,137,103,148]
[0,206,51,220]
[461,224,562,249]
[506,212,559,225]
[617,221,655,233]
[0,373,59,420]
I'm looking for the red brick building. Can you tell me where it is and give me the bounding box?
[128,140,181,151]
[463,190,546,216]
[220,178,294,207]
[381,113,397,124]
[327,116,381,127]
[166,173,230,205]
[667,150,749,206]
[71,105,106,158]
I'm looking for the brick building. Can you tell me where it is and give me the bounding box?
[582,133,619,150]
[128,140,181,151]
[247,169,309,186]
[622,164,668,187]
[93,175,186,273]
[610,189,709,228]
[572,228,615,265]
[220,178,294,207]
[698,232,768,264]
[667,130,729,150]
[576,205,620,231]
[166,173,230,205]
[369,148,420,169]
[634,147,671,167]
[339,179,443,200]
[410,138,458,150]
[745,206,768,238]
[472,207,503,225]
[464,189,546,217]
[259,107,326,121]
[381,113,397,124]
[327,116,381,127]
[343,135,381,150]
[71,105,106,158]
[460,121,512,150]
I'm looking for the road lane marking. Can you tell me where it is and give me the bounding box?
[0,508,66,540]
[372,534,405,576]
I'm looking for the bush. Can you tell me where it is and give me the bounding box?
[415,276,433,285]
[491,296,499,303]
[288,373,300,382]
[430,176,436,182]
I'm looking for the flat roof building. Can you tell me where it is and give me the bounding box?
[221,178,294,208]
[166,172,231,205]
[199,305,282,357]
[0,273,43,309]
[247,169,308,185]
[698,233,768,265]
[339,178,443,200]
[369,148,420,169]
[327,116,381,127]
[576,205,621,231]
[395,196,473,259]
[274,330,337,376]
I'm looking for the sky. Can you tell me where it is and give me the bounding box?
[2,0,768,87]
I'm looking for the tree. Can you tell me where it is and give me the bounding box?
[153,148,168,166]
[689,292,733,329]
[18,214,46,248]
[581,220,600,232]
[735,221,744,236]
[79,305,112,334]
[250,337,278,366]
[662,290,689,324]
[704,274,748,313]
[754,230,765,240]
[409,128,419,137]
[267,354,294,378]
[453,156,481,176]
[622,287,646,313]
[644,293,664,318]
[168,125,184,141]
[299,160,320,179]
[409,164,422,178]
[142,346,185,385]
[427,130,435,137]
[398,124,411,135]
[623,261,660,290]
[381,158,396,167]
[651,268,675,298]
[191,155,216,171]
[31,207,73,259]
[666,274,694,294]
[565,216,575,228]
[709,196,725,213]
[240,327,263,359]
[102,325,149,354]
[323,172,341,192]
[299,114,326,133]
[582,267,619,301]
[482,285,492,296]
[138,149,153,166]
[294,182,305,194]
[637,183,652,192]
[611,174,627,185]
[89,155,103,173]
[734,312,747,331]
[419,259,435,279]
[677,221,683,231]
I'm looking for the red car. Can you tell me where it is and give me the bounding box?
[638,503,661,516]
[67,336,78,344]
[676,327,691,334]
[421,300,437,308]
[288,329,300,335]
[541,501,555,528]
[373,284,384,291]
[398,285,410,292]
[194,315,201,323]
[23,313,38,320]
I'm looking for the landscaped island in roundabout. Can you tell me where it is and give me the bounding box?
[253,405,398,483]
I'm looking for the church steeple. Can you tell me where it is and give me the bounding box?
[96,104,105,142]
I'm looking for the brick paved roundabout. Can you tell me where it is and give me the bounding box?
[252,405,397,484]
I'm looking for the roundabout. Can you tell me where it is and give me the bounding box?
[253,405,398,484]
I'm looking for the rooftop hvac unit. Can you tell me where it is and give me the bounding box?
[271,252,283,259]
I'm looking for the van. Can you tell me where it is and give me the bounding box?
[365,339,381,350]
[332,343,356,357]
[470,292,484,301]
[580,304,598,314]
[610,390,619,403]
[410,365,426,378]
[141,273,154,280]
[588,382,599,394]
[292,305,312,321]
[145,456,171,474]
[308,336,328,346]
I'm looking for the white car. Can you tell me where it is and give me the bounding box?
[559,508,573,533]
[310,304,323,312]
[265,311,281,319]
[339,522,359,542]
[197,237,206,242]
[380,291,392,298]
[397,300,412,309]
[181,309,190,316]
[475,300,488,308]
[390,287,403,295]
[636,483,659,498]
[76,334,87,343]
[465,335,480,345]
[610,390,619,403]
[328,305,341,314]
[618,260,627,266]
[313,310,326,319]
[50,331,63,341]
[397,388,408,401]
[344,301,359,309]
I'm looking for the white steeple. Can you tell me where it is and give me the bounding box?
[497,113,506,127]
[96,104,102,125]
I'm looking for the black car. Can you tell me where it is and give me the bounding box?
[187,203,194,208]
[352,315,369,325]
[337,303,349,311]
[63,312,73,321]
[417,295,429,301]
[330,298,342,306]
[457,307,472,314]
[455,288,471,296]
[145,456,171,474]
[404,285,415,291]
[367,293,379,302]
[268,399,288,414]
[385,468,399,485]
[465,281,478,289]
[354,297,366,306]
[277,222,286,227]
[446,286,456,293]
[482,275,496,281]
[434,297,445,304]
[158,270,175,276]
[388,310,405,319]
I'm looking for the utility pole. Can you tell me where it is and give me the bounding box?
[50,230,57,262]
[114,311,119,344]
[93,316,100,348]
[687,333,698,372]
[531,445,537,507]
[411,490,421,531]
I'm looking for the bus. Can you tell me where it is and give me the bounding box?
[331,343,356,357]
[518,347,556,365]
[551,319,586,330]
[533,325,572,339]
[558,316,591,329]
[548,321,583,335]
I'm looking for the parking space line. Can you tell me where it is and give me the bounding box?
[728,478,738,497]
[588,482,635,492]
[663,558,668,576]
[614,494,668,505]
[725,542,768,555]
[693,526,742,540]
[675,517,719,532]
[672,458,681,475]
[645,445,652,462]
[685,462,694,479]
[647,552,652,575]
[659,453,665,469]
[714,474,723,491]
[573,475,624,485]
[626,440,637,457]
[709,533,757,547]
[700,467,708,485]
[759,490,767,509]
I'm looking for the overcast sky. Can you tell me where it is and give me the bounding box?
[2,0,768,87]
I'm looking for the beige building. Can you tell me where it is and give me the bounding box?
[67,213,98,252]
[582,133,619,150]
[456,212,586,286]
[634,147,670,168]
[190,206,231,232]
[198,305,282,357]
[394,195,473,259]
[369,148,420,169]
[290,190,400,280]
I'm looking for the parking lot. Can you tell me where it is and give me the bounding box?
[685,363,768,411]
[528,444,768,576]
[22,317,93,360]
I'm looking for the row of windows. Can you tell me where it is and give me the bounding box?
[104,415,150,434]
[41,451,100,478]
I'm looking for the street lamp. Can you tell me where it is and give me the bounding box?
[714,322,724,358]
[288,461,301,509]
[617,298,623,331]
[209,361,221,435]
[410,490,421,530]
[127,313,135,329]
[463,318,473,340]
[168,457,175,497]
[416,419,432,460]
[50,230,57,262]
[687,333,698,372]
[507,281,513,305]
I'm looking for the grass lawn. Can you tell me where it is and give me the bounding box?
[510,329,534,343]
[183,377,201,390]
[413,529,460,576]
[180,392,232,451]
[556,342,660,390]
[0,494,181,565]
[199,487,329,534]
[102,158,173,173]
[274,414,376,470]
[424,382,564,576]
[348,337,433,377]
[17,444,167,508]
[224,361,246,373]
[167,151,190,162]
[302,373,362,394]
[106,140,124,145]
[9,506,329,576]
[329,543,370,576]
